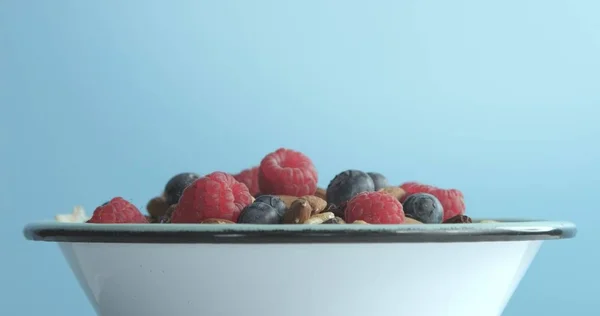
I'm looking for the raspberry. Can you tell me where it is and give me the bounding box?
[171,172,253,223]
[258,148,318,196]
[399,182,435,202]
[233,166,260,196]
[429,188,465,221]
[87,197,147,224]
[345,191,405,224]
[399,182,465,221]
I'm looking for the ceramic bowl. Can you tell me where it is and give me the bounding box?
[24,220,576,316]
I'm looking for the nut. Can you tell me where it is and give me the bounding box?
[201,218,235,224]
[300,195,327,214]
[283,198,312,224]
[443,215,472,224]
[303,212,335,224]
[145,215,160,223]
[323,216,346,224]
[352,220,369,224]
[277,195,299,209]
[146,196,170,218]
[377,187,406,201]
[404,217,423,224]
[55,205,90,223]
[314,187,327,200]
[277,195,327,217]
[323,202,346,219]
[159,204,178,223]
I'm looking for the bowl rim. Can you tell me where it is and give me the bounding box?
[23,219,576,244]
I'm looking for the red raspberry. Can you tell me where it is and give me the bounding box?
[233,166,260,196]
[399,182,465,221]
[399,182,435,202]
[171,172,253,223]
[258,148,318,196]
[345,191,405,224]
[429,188,465,221]
[87,197,147,224]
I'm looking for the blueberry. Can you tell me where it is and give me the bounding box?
[238,202,282,224]
[367,172,389,191]
[326,170,375,207]
[254,195,287,218]
[402,193,444,224]
[164,172,201,205]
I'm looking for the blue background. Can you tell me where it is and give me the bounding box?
[1,1,598,315]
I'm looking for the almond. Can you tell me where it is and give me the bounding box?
[283,198,312,224]
[314,187,327,200]
[201,218,235,224]
[377,187,406,201]
[277,195,299,208]
[304,212,335,224]
[160,204,178,223]
[443,215,472,224]
[146,196,170,218]
[404,217,423,224]
[300,195,327,214]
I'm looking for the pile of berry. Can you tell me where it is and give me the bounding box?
[87,148,471,225]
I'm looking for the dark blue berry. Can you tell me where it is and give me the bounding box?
[254,195,287,218]
[164,173,201,205]
[367,172,389,191]
[326,170,375,207]
[238,202,282,224]
[402,193,444,224]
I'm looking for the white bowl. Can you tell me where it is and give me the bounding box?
[24,220,576,316]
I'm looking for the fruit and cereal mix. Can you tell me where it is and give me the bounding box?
[57,148,469,225]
